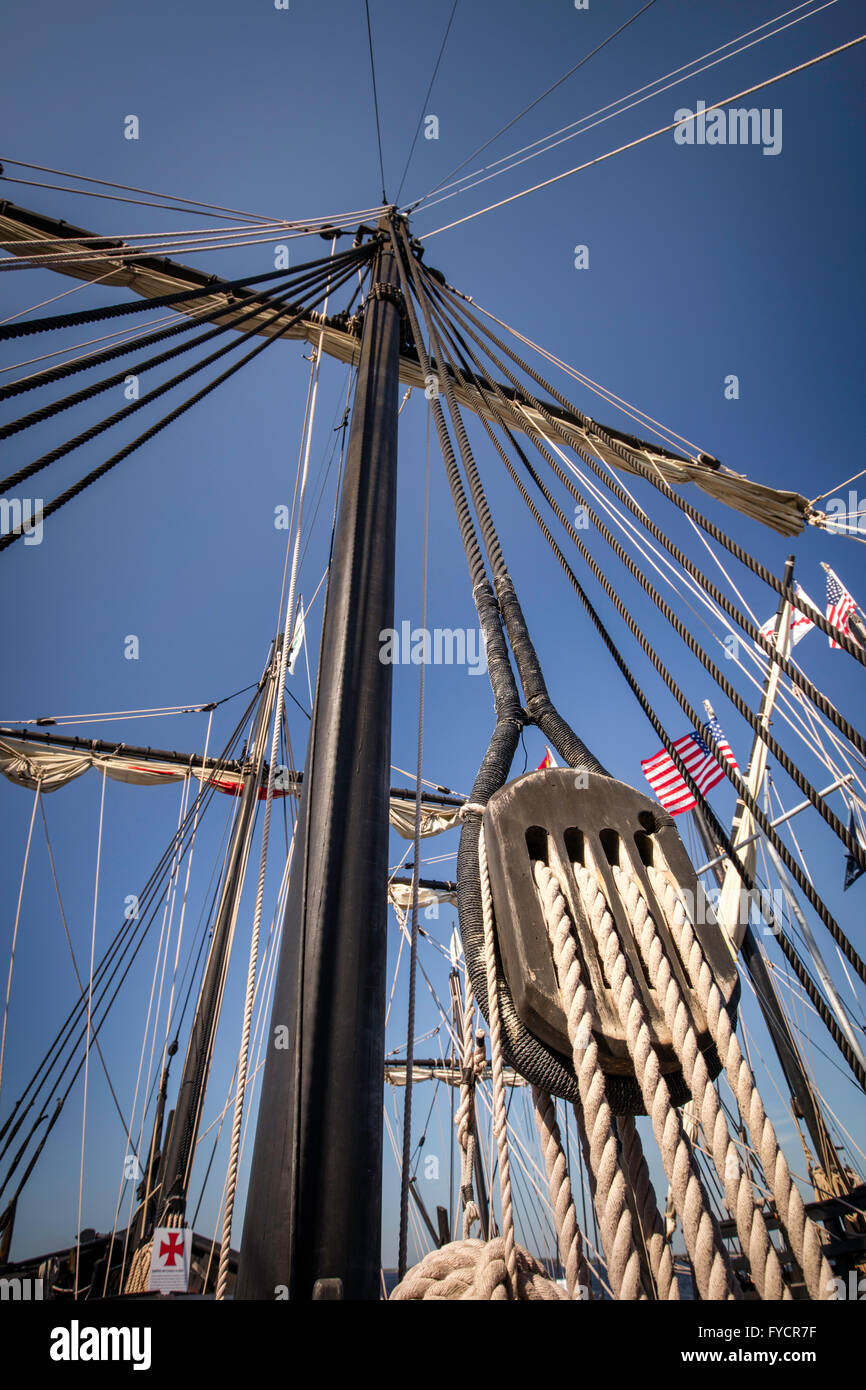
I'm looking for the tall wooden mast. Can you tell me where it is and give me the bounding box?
[236,216,403,1301]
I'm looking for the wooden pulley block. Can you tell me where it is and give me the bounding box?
[482,768,740,1110]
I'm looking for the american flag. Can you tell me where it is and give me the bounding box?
[641,717,739,815]
[825,567,856,649]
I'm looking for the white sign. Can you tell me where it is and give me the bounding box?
[148,1226,191,1293]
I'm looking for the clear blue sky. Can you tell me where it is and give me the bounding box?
[0,0,863,1276]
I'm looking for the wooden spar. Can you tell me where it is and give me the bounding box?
[0,199,812,536]
[154,653,277,1226]
[235,216,402,1301]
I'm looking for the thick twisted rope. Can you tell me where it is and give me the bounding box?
[613,863,788,1301]
[648,865,834,1301]
[574,862,738,1300]
[531,859,648,1299]
[478,827,518,1294]
[616,1112,679,1300]
[389,1237,568,1300]
[124,1209,183,1294]
[531,1085,591,1299]
[455,977,481,1239]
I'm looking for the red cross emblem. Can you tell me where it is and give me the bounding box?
[159,1232,185,1268]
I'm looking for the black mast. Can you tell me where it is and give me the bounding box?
[236,216,403,1301]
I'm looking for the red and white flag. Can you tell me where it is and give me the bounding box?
[759,583,818,653]
[537,746,558,770]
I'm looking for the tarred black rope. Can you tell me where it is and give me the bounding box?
[0,243,371,406]
[425,288,866,871]
[0,255,369,441]
[0,258,363,550]
[423,289,866,992]
[437,369,865,1085]
[0,247,363,342]
[398,220,604,775]
[426,272,866,753]
[0,256,361,504]
[434,277,866,670]
[387,223,487,590]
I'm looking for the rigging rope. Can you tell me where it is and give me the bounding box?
[428,272,866,676]
[404,257,865,1089]
[413,0,659,208]
[648,865,835,1298]
[0,243,367,344]
[420,34,866,236]
[0,258,363,548]
[0,691,261,1198]
[0,253,364,492]
[397,409,431,1280]
[364,0,388,203]
[394,0,460,205]
[422,281,866,886]
[74,767,106,1298]
[0,781,40,1111]
[409,1,836,217]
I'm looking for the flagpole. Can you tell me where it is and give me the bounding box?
[715,555,795,952]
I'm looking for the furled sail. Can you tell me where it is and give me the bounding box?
[0,733,461,837]
[0,201,810,536]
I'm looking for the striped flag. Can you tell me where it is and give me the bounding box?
[538,746,559,770]
[825,567,856,649]
[641,718,739,815]
[759,583,818,652]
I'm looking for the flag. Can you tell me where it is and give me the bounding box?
[287,600,305,674]
[538,746,558,770]
[759,583,818,652]
[844,811,866,891]
[825,567,856,649]
[641,718,739,815]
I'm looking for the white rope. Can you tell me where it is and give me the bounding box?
[461,299,706,458]
[215,645,288,1299]
[398,414,432,1277]
[115,777,194,1294]
[455,978,482,1239]
[74,768,106,1298]
[214,243,339,1299]
[0,154,387,224]
[614,862,788,1299]
[478,826,518,1293]
[0,310,182,377]
[421,35,865,237]
[409,1,833,214]
[573,858,737,1299]
[0,780,40,1108]
[649,864,835,1298]
[531,859,653,1299]
[0,270,117,327]
[531,1085,590,1298]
